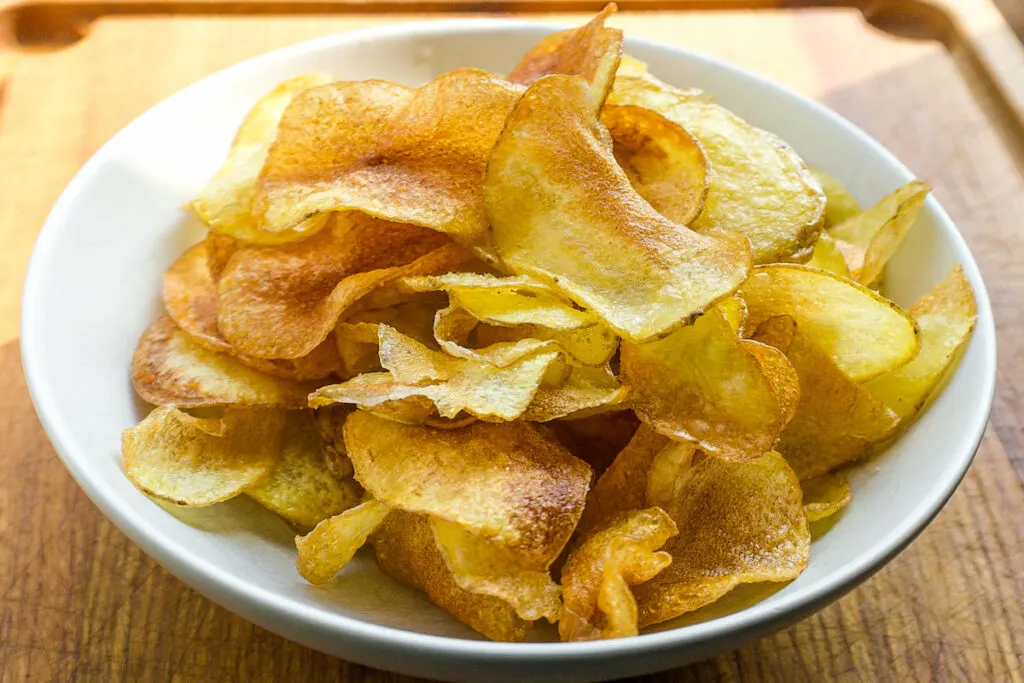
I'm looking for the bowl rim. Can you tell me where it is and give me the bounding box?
[21,17,997,660]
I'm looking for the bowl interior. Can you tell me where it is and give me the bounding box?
[23,20,995,652]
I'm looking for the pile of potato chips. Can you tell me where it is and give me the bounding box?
[123,5,977,642]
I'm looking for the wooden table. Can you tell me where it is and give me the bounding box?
[2,2,1023,681]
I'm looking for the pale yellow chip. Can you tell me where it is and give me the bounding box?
[343,411,591,566]
[810,168,862,227]
[131,317,315,408]
[473,321,619,367]
[634,452,810,626]
[864,265,977,422]
[295,498,390,585]
[485,74,751,343]
[560,508,677,641]
[806,233,852,278]
[739,264,920,382]
[122,406,285,507]
[715,296,747,334]
[615,54,649,78]
[191,73,336,245]
[247,411,363,527]
[610,75,824,264]
[522,364,629,422]
[802,472,852,523]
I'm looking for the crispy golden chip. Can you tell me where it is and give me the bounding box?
[473,321,619,367]
[835,238,867,279]
[548,410,640,475]
[634,452,810,626]
[431,518,562,622]
[609,75,824,264]
[131,317,315,408]
[829,181,929,285]
[522,364,629,421]
[218,211,470,359]
[802,472,851,523]
[739,264,920,382]
[313,405,354,479]
[622,308,791,461]
[810,168,861,227]
[754,316,900,479]
[122,406,285,506]
[295,498,390,585]
[336,293,447,376]
[602,104,707,226]
[206,232,237,281]
[253,70,523,252]
[740,338,801,428]
[644,441,697,511]
[191,73,336,245]
[247,411,363,527]
[343,412,591,565]
[806,233,852,278]
[560,508,677,641]
[374,511,531,642]
[485,75,751,343]
[715,296,747,334]
[507,3,622,104]
[865,265,977,421]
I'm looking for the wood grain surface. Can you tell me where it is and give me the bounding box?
[1,5,1023,682]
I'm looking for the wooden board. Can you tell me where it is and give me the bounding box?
[1,3,1023,682]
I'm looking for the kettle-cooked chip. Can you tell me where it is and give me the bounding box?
[548,410,640,476]
[609,75,824,264]
[754,316,900,479]
[523,364,629,422]
[806,233,852,278]
[634,452,810,626]
[295,498,390,585]
[602,104,707,226]
[485,75,751,343]
[191,73,336,245]
[314,405,355,479]
[560,508,677,641]
[131,317,315,408]
[810,168,861,228]
[253,70,523,252]
[864,265,976,422]
[644,441,697,511]
[473,320,619,367]
[343,412,591,565]
[122,406,285,507]
[802,471,851,523]
[739,264,920,382]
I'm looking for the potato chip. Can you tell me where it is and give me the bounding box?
[634,451,810,626]
[473,321,619,367]
[122,406,285,506]
[739,264,920,382]
[131,317,315,408]
[191,73,336,245]
[548,410,640,475]
[507,3,622,104]
[615,53,649,78]
[247,411,363,527]
[313,405,354,479]
[253,70,523,252]
[560,508,677,641]
[715,296,747,334]
[806,233,852,278]
[740,338,801,428]
[522,364,629,421]
[753,316,900,479]
[835,238,868,279]
[802,472,851,523]
[373,511,531,642]
[217,211,470,359]
[609,75,824,264]
[864,265,977,421]
[644,440,697,511]
[343,412,591,565]
[601,104,707,226]
[294,498,390,585]
[810,168,861,227]
[431,518,561,622]
[485,75,751,343]
[336,293,447,376]
[206,232,237,281]
[622,308,792,461]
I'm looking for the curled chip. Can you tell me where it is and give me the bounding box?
[865,265,977,422]
[122,406,285,507]
[432,518,562,622]
[343,411,591,565]
[314,405,355,479]
[295,498,390,585]
[802,472,851,523]
[645,441,697,511]
[217,210,470,359]
[336,292,447,376]
[548,410,640,475]
[739,264,920,382]
[507,3,622,104]
[806,233,852,278]
[473,320,619,367]
[754,316,900,480]
[622,307,794,461]
[253,70,523,251]
[206,232,237,281]
[609,75,824,264]
[131,317,315,408]
[374,511,531,642]
[560,508,677,641]
[601,103,708,226]
[522,364,629,422]
[485,74,751,343]
[191,73,336,245]
[247,411,363,527]
[633,452,810,626]
[810,168,862,227]
[829,181,930,285]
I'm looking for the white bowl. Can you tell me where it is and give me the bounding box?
[22,19,996,683]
